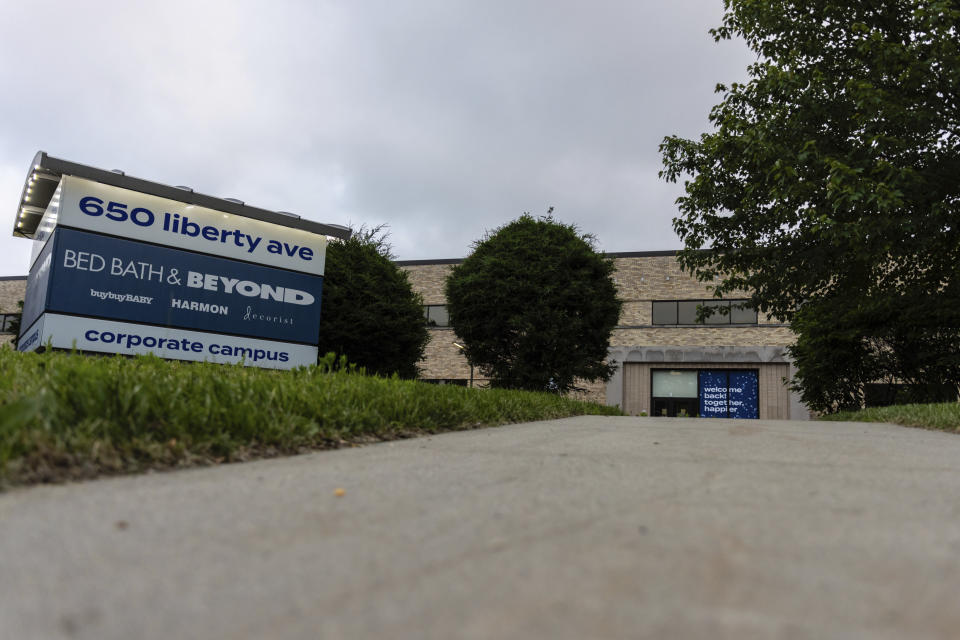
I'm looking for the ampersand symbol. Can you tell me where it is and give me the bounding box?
[167,268,181,285]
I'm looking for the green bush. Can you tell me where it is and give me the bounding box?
[821,402,960,433]
[317,227,429,378]
[445,213,622,393]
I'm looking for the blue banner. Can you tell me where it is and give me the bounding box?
[728,371,759,419]
[698,370,760,419]
[41,228,323,344]
[699,370,729,418]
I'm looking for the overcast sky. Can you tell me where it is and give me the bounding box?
[0,0,754,275]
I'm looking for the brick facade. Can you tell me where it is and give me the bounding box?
[400,252,806,418]
[401,262,456,305]
[0,277,26,346]
[0,277,26,314]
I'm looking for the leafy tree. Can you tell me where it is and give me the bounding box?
[790,292,960,412]
[787,298,874,412]
[660,0,960,407]
[316,227,429,378]
[445,213,622,393]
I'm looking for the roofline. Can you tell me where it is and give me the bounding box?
[395,249,682,267]
[395,258,465,266]
[605,250,681,258]
[0,275,27,281]
[13,151,352,241]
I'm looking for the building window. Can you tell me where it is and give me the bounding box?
[652,369,698,398]
[864,383,957,407]
[702,300,730,325]
[651,300,757,326]
[729,303,758,324]
[651,300,678,325]
[677,300,700,325]
[424,305,449,327]
[0,313,20,334]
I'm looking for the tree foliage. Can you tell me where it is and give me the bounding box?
[789,293,960,411]
[8,300,22,350]
[660,0,960,409]
[316,227,429,379]
[444,214,622,393]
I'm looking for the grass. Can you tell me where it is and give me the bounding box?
[0,348,621,488]
[820,402,960,433]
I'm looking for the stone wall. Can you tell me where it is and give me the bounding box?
[400,262,456,305]
[401,253,798,409]
[0,277,26,313]
[0,277,26,345]
[611,326,794,348]
[418,327,472,380]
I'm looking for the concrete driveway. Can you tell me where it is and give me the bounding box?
[2,416,959,639]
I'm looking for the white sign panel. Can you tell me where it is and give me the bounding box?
[18,314,45,352]
[27,313,318,370]
[29,181,62,270]
[55,176,326,275]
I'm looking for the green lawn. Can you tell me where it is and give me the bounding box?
[0,349,621,487]
[821,402,960,433]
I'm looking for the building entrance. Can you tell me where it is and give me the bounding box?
[650,368,760,419]
[651,369,699,417]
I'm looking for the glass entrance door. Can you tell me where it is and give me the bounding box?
[652,397,699,418]
[651,370,699,417]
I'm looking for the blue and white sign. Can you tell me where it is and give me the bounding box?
[16,160,337,370]
[728,371,760,419]
[699,370,730,418]
[50,176,327,275]
[17,314,45,353]
[21,233,55,332]
[38,228,322,344]
[698,370,759,419]
[20,313,317,369]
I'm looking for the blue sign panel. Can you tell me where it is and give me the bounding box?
[728,371,759,419]
[698,370,760,419]
[40,228,322,344]
[699,370,730,418]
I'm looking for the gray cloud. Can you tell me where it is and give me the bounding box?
[0,0,753,274]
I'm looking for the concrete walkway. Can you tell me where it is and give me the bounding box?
[2,416,959,639]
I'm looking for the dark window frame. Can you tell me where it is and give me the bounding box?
[423,304,449,327]
[0,313,21,334]
[651,300,678,325]
[419,378,468,386]
[650,299,757,326]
